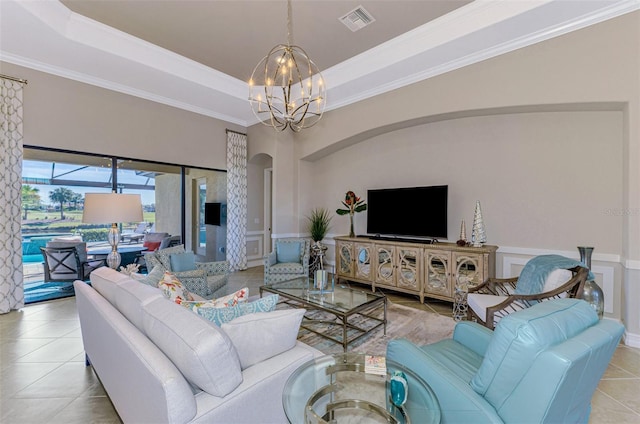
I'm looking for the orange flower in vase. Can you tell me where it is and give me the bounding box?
[336,190,367,237]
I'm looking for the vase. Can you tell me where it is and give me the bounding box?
[349,214,355,237]
[578,246,604,319]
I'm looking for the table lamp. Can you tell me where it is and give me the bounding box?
[82,193,143,269]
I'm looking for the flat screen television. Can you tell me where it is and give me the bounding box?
[204,202,226,226]
[366,185,447,239]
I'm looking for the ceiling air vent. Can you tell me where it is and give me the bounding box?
[339,6,376,32]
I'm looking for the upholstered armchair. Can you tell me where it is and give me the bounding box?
[467,255,589,330]
[263,238,310,284]
[387,298,624,424]
[144,245,230,299]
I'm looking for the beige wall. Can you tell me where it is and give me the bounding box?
[1,62,242,169]
[249,11,640,342]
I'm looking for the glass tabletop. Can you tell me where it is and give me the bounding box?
[283,352,441,424]
[263,276,385,313]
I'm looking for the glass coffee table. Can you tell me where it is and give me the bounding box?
[283,352,441,424]
[260,276,386,352]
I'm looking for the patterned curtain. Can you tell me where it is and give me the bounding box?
[226,130,248,271]
[0,77,25,313]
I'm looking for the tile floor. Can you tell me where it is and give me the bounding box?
[1,266,639,423]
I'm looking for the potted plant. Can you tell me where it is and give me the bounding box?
[307,207,332,248]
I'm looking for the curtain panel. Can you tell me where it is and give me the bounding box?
[0,77,25,313]
[226,131,248,271]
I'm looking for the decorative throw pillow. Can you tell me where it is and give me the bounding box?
[170,251,197,272]
[179,287,249,312]
[542,269,574,292]
[196,294,279,326]
[130,266,165,287]
[155,245,186,270]
[276,242,301,263]
[141,297,243,397]
[143,241,162,252]
[157,271,194,303]
[222,309,306,369]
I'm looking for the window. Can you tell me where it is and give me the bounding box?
[22,147,224,282]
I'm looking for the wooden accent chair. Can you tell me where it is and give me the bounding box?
[467,258,588,330]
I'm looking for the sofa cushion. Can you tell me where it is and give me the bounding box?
[470,299,598,409]
[466,294,509,323]
[267,262,304,275]
[115,280,164,331]
[173,269,210,298]
[222,308,305,369]
[157,272,194,302]
[276,241,301,263]
[170,251,197,272]
[207,274,228,294]
[141,297,243,397]
[91,266,133,305]
[196,294,279,326]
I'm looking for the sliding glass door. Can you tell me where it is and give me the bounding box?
[22,147,224,282]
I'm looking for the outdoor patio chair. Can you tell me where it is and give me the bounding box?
[120,222,148,244]
[40,245,105,282]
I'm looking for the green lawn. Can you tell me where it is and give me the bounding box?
[22,209,155,234]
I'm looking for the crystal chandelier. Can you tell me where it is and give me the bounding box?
[248,0,325,132]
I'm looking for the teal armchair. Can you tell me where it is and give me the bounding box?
[263,238,310,284]
[387,299,624,424]
[144,245,230,299]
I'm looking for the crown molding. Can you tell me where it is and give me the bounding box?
[0,52,250,127]
[3,0,639,124]
[325,0,640,111]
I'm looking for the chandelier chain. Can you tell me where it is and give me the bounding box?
[287,0,293,46]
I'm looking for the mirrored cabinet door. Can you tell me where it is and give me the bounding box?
[397,247,420,290]
[425,251,451,296]
[453,253,484,289]
[355,243,372,280]
[375,246,394,285]
[338,241,354,277]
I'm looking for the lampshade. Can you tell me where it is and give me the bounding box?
[82,193,143,224]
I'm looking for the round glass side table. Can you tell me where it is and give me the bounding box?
[283,352,441,424]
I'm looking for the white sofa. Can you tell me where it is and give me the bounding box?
[74,267,323,424]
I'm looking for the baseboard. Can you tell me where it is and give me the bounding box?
[623,330,640,348]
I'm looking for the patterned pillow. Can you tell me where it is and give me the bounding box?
[130,266,165,287]
[179,287,249,312]
[157,271,194,303]
[196,294,279,326]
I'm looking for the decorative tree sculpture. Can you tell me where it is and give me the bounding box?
[471,200,487,247]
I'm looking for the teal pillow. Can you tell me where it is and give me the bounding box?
[196,294,279,326]
[170,252,197,272]
[277,242,301,263]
